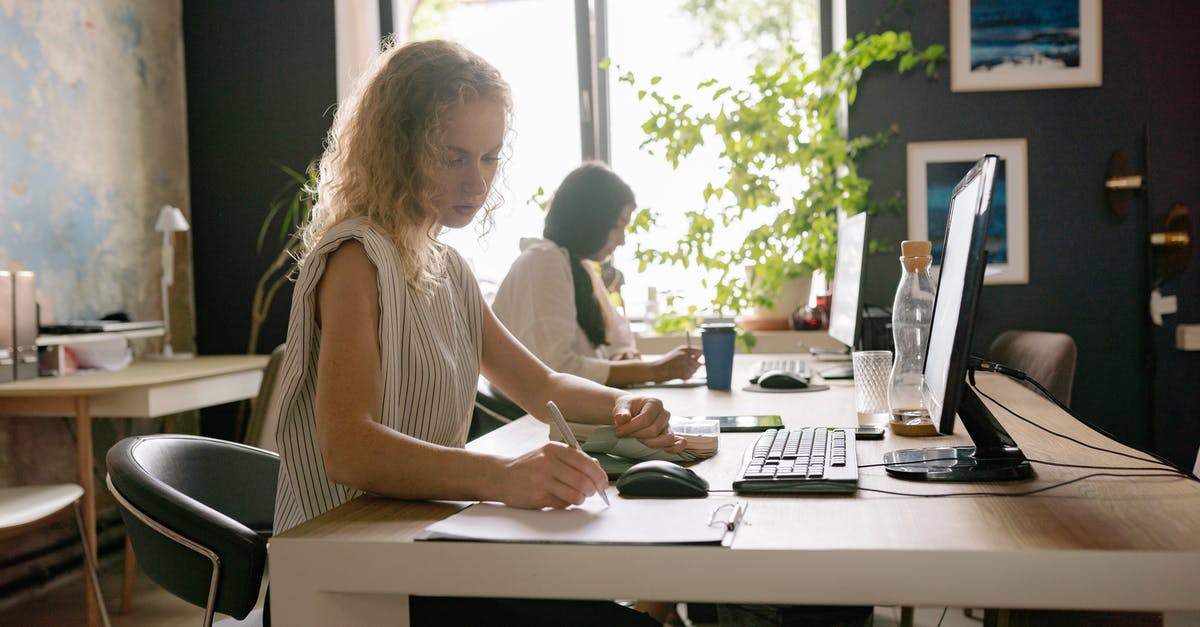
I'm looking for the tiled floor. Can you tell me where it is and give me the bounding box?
[0,558,982,627]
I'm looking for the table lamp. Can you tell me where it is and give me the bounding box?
[148,205,193,360]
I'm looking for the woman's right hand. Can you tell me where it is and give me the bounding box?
[497,443,609,509]
[650,346,704,382]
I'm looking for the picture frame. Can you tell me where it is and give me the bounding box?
[907,139,1029,285]
[950,0,1102,92]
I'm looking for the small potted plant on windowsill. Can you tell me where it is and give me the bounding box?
[622,29,944,343]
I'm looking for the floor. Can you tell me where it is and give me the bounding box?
[0,557,982,627]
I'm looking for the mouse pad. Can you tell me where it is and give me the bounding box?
[741,383,830,393]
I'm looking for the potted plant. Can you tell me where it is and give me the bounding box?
[621,29,945,339]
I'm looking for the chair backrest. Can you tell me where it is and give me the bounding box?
[106,434,278,623]
[988,330,1078,407]
[243,343,286,452]
[470,378,526,441]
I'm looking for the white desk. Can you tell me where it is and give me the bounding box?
[270,355,1200,626]
[0,355,268,626]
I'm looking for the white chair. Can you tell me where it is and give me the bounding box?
[0,483,111,627]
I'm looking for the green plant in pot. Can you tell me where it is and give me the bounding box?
[622,29,944,339]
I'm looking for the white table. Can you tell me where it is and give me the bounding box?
[0,355,268,626]
[270,355,1200,626]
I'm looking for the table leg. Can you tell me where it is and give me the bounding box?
[121,539,136,612]
[75,396,101,627]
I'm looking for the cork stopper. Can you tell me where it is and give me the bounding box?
[900,240,932,272]
[901,240,932,257]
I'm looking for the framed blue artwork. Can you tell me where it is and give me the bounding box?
[906,138,1029,285]
[950,0,1102,92]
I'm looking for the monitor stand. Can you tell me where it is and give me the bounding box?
[817,364,854,380]
[882,386,1035,482]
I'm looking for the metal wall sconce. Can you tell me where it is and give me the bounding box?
[1151,202,1192,277]
[1105,149,1144,219]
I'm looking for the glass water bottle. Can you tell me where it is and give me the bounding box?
[888,240,935,426]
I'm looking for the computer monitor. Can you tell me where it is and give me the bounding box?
[827,212,867,350]
[818,212,868,379]
[882,155,1034,482]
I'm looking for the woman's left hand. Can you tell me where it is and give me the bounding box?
[611,395,685,453]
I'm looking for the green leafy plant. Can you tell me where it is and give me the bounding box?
[248,163,316,354]
[622,30,945,332]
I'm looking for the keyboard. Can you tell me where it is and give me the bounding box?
[732,427,859,494]
[749,358,811,384]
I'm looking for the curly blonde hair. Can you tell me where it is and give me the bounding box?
[301,38,512,293]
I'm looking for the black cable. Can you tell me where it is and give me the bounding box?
[966,357,1190,474]
[936,606,948,627]
[708,471,1189,499]
[853,473,1188,498]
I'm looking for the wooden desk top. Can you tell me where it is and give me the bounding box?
[0,355,269,397]
[283,357,1200,552]
[271,355,1200,618]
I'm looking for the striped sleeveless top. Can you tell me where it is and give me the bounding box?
[273,217,484,534]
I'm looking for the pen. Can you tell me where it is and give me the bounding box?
[546,401,611,506]
[686,330,692,350]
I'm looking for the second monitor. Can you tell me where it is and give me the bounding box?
[820,212,891,380]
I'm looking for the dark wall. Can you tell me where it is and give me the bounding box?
[183,1,336,437]
[846,1,1198,452]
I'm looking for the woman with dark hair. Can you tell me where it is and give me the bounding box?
[494,162,701,387]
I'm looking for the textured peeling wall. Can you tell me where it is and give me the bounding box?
[0,1,191,585]
[0,0,192,334]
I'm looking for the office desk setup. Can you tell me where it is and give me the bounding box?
[0,355,269,627]
[270,354,1200,626]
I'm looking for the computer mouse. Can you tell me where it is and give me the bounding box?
[615,460,709,498]
[757,369,810,389]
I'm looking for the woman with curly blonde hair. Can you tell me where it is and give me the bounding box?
[271,39,673,626]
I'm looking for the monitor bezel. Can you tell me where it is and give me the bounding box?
[924,156,996,435]
[827,211,869,351]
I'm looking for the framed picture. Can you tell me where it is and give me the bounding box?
[950,0,1102,92]
[907,139,1028,285]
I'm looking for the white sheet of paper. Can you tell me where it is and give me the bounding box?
[420,496,743,545]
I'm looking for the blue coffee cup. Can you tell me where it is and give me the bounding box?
[700,323,737,390]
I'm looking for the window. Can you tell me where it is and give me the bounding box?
[402,0,821,319]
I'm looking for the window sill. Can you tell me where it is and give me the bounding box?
[635,329,840,355]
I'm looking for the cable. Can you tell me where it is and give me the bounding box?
[853,473,1187,498]
[966,356,1189,473]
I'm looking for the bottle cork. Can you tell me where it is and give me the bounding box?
[900,240,932,272]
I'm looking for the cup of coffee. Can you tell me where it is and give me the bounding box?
[700,323,737,390]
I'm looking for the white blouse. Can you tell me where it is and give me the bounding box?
[492,238,636,383]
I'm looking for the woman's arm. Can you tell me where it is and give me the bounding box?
[481,302,683,452]
[312,241,605,509]
[604,347,703,387]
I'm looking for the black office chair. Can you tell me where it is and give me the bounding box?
[470,378,527,441]
[106,434,278,627]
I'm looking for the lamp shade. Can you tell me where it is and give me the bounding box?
[155,205,190,233]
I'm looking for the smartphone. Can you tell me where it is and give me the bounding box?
[700,414,784,432]
[855,425,886,440]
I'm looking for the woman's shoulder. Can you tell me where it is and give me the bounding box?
[513,238,568,264]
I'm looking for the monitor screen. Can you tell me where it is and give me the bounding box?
[883,155,1034,482]
[827,212,867,350]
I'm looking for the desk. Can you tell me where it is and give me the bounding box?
[270,355,1200,626]
[0,355,268,626]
